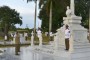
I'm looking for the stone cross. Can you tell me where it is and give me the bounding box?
[70,0,75,15]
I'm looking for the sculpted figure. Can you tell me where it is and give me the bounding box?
[66,6,72,17]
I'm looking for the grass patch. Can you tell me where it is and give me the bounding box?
[0,33,50,47]
[0,37,4,40]
[0,44,30,48]
[26,34,49,43]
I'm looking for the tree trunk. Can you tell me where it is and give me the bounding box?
[49,1,52,41]
[4,23,9,41]
[89,8,90,42]
[34,0,37,43]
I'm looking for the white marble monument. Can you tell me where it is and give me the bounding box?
[54,0,90,60]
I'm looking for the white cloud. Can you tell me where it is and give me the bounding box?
[0,0,41,28]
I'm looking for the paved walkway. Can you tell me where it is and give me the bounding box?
[0,37,60,60]
[0,46,62,60]
[0,47,21,60]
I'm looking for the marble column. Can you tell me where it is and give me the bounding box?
[70,0,75,15]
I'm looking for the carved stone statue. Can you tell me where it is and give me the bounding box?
[66,6,72,17]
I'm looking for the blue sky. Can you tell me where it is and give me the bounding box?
[0,0,41,29]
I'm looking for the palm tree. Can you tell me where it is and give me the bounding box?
[39,0,56,41]
[27,0,37,41]
[87,1,90,41]
[39,0,53,32]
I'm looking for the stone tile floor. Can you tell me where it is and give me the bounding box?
[0,46,63,60]
[0,48,21,60]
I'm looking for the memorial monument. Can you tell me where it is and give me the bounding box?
[54,0,90,60]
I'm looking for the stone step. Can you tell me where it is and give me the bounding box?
[75,43,90,45]
[72,57,90,60]
[74,45,90,48]
[74,47,90,53]
[33,46,90,60]
[71,51,90,59]
[59,47,90,51]
[43,45,90,51]
[60,43,90,46]
[42,45,90,53]
[60,44,90,49]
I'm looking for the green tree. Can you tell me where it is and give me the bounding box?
[87,0,90,41]
[27,0,38,41]
[0,6,22,40]
[39,0,69,32]
[39,0,89,32]
[75,0,89,29]
[9,24,16,31]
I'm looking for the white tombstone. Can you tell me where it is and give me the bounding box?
[20,33,23,43]
[39,35,42,47]
[25,32,28,37]
[37,30,42,47]
[4,35,7,41]
[31,31,34,46]
[12,33,16,44]
[45,32,48,36]
[50,32,53,37]
[24,32,28,40]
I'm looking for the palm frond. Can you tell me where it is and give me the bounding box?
[27,0,37,3]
